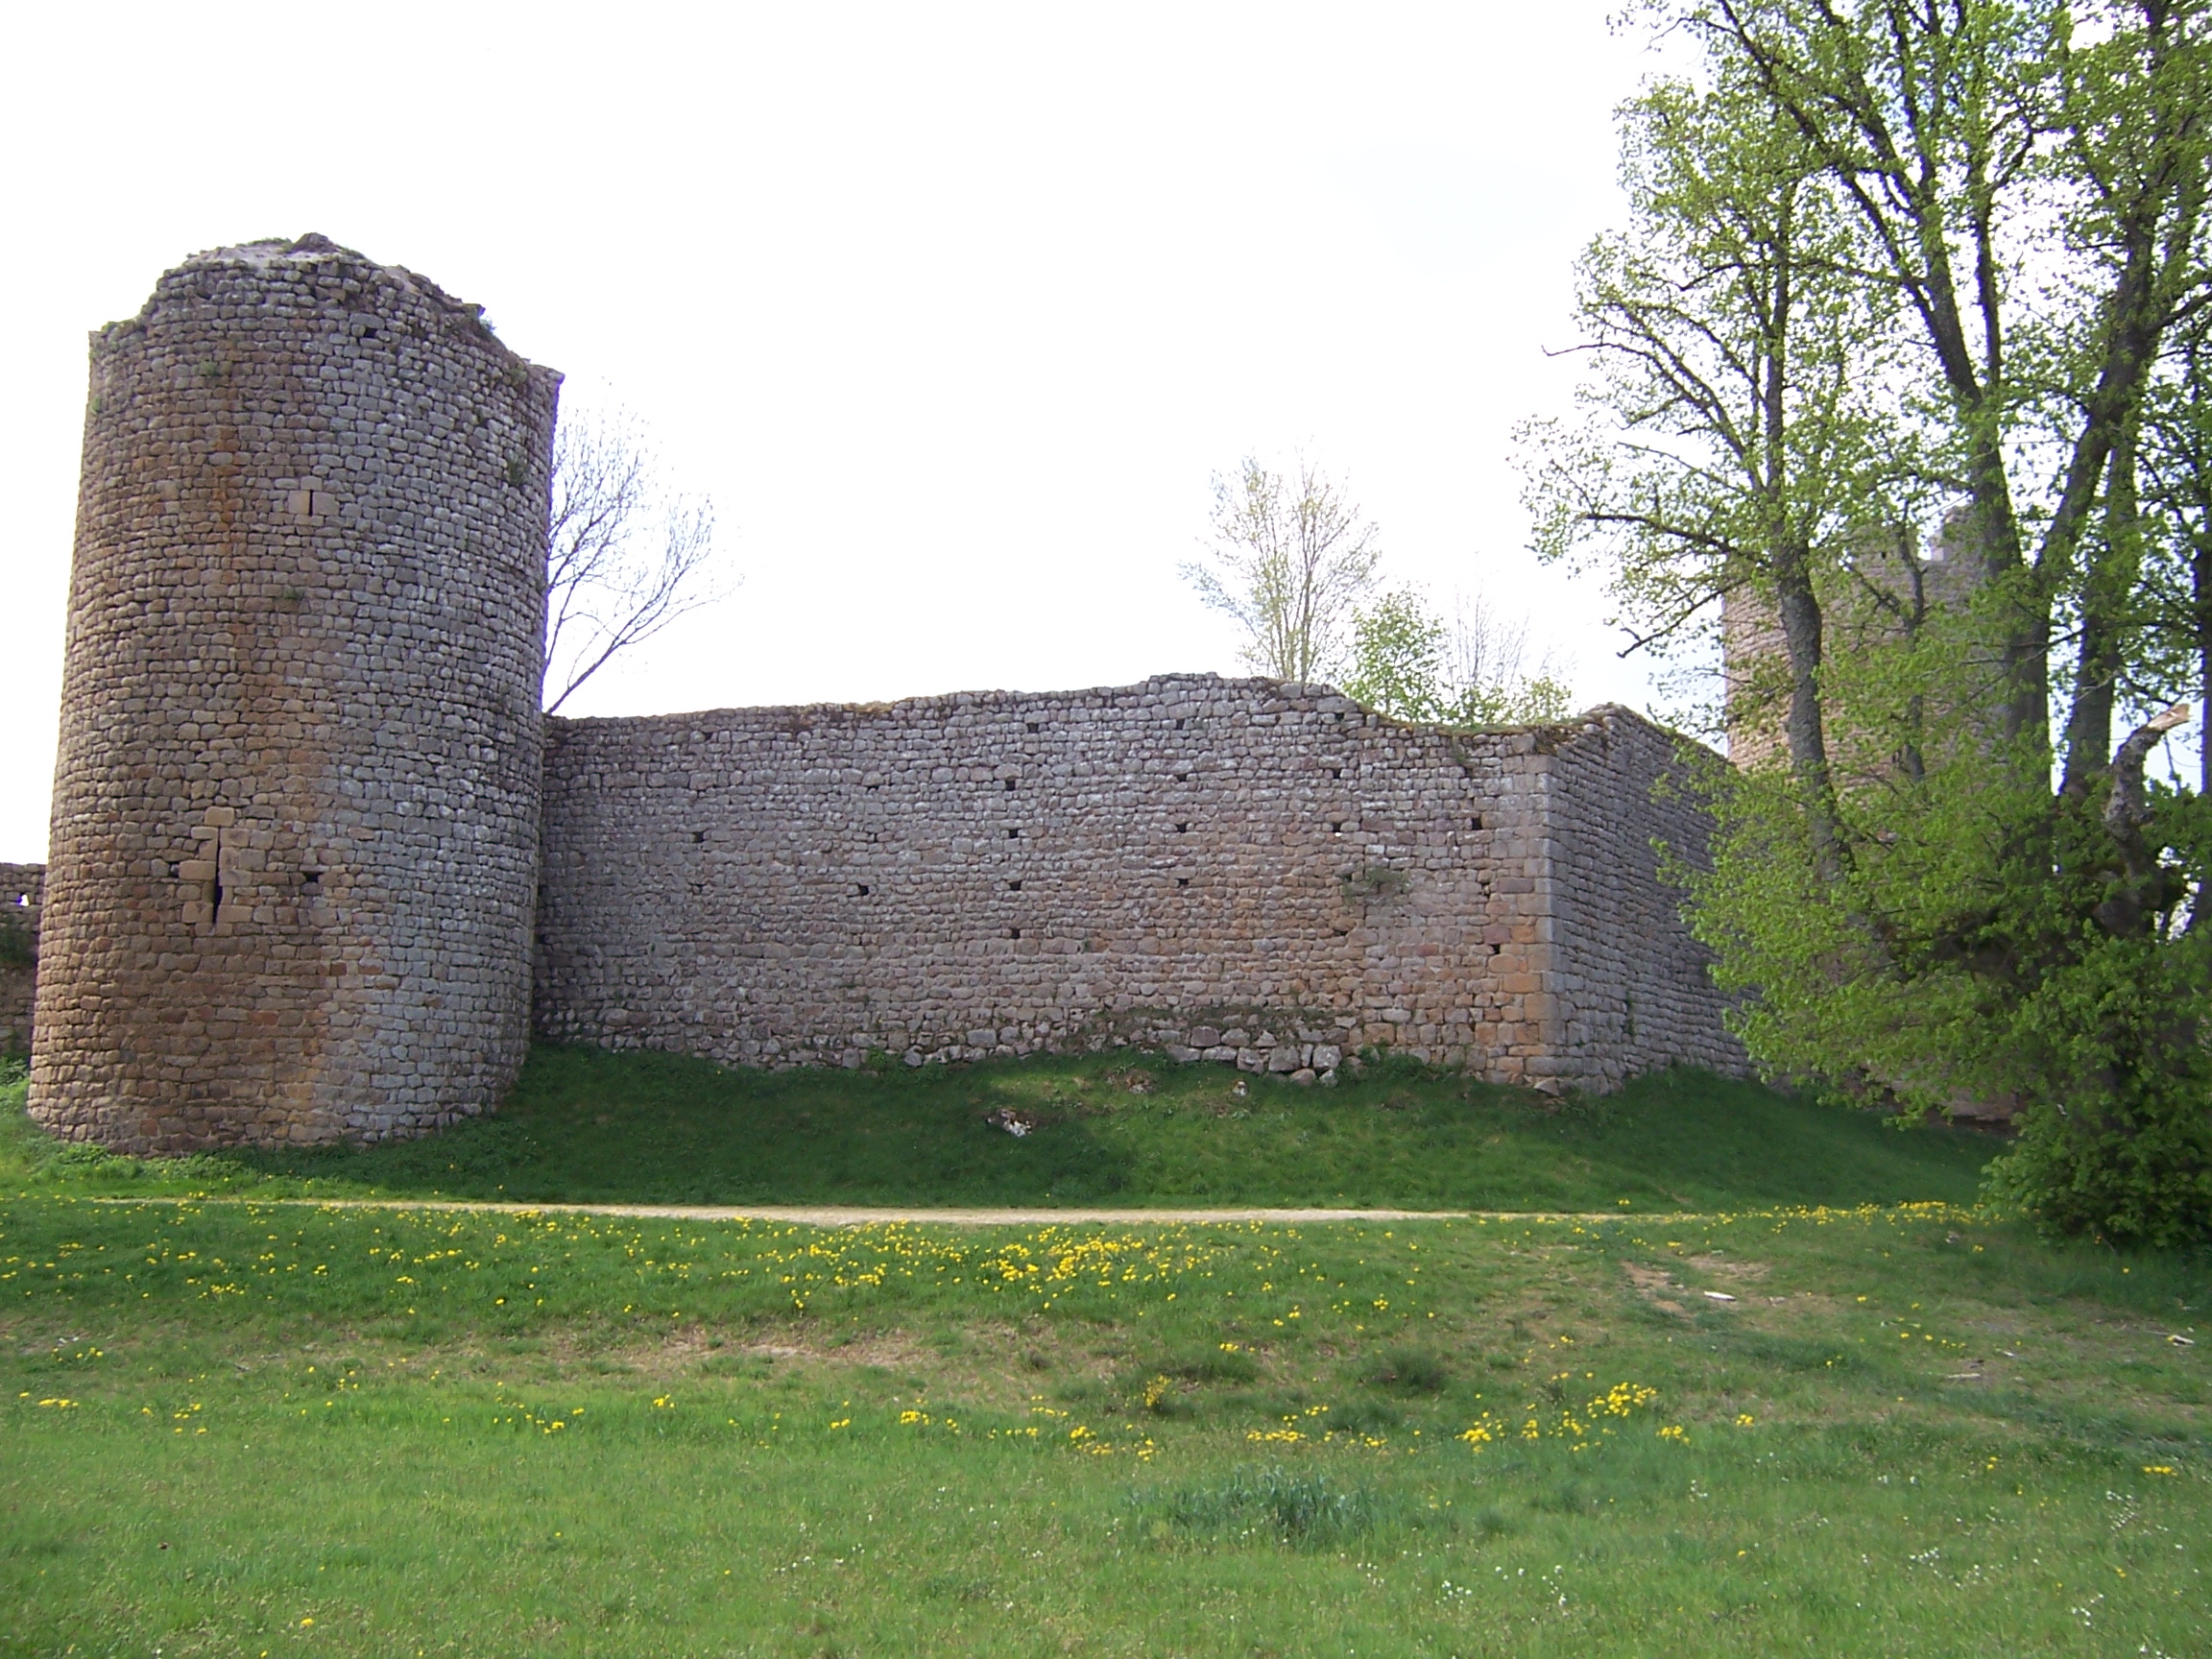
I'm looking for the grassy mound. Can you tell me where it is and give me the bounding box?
[2,1046,1996,1211]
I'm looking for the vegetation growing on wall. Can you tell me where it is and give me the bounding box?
[1340,589,1573,727]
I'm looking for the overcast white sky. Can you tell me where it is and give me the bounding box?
[0,2,1697,862]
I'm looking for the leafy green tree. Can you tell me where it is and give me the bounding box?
[1342,591,1452,721]
[1535,0,2212,1242]
[1342,590,1573,726]
[1522,63,1917,873]
[2141,307,2212,791]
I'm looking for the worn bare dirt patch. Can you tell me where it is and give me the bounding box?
[1686,1254,1771,1281]
[1621,1260,1691,1315]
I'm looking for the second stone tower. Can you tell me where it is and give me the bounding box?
[31,234,560,1149]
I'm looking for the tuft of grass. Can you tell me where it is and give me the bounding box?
[1139,1466,1389,1547]
[1365,1344,1453,1394]
[1317,1397,1402,1434]
[1161,1343,1262,1384]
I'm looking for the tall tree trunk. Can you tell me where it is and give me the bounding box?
[1772,551,1845,871]
[1756,186,1845,875]
[2062,416,2146,798]
[2198,533,2212,800]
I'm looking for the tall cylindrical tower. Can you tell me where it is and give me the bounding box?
[31,235,560,1150]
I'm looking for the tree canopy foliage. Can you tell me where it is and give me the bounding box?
[1527,0,2212,1242]
[1182,456,1382,683]
[1341,590,1574,727]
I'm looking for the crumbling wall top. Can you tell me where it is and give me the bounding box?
[93,232,543,377]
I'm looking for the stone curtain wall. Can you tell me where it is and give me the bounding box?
[0,865,41,1058]
[536,676,1741,1089]
[31,237,559,1151]
[1537,714,1745,1083]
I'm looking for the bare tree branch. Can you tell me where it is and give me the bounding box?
[541,405,731,713]
[2106,701,2195,841]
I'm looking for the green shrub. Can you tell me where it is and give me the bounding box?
[1981,937,2212,1248]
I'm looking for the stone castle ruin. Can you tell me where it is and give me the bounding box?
[31,237,556,1149]
[1721,517,1993,770]
[25,237,1742,1153]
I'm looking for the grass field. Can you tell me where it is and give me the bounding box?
[3,1052,2206,1657]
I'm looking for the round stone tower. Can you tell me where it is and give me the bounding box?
[30,234,561,1150]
